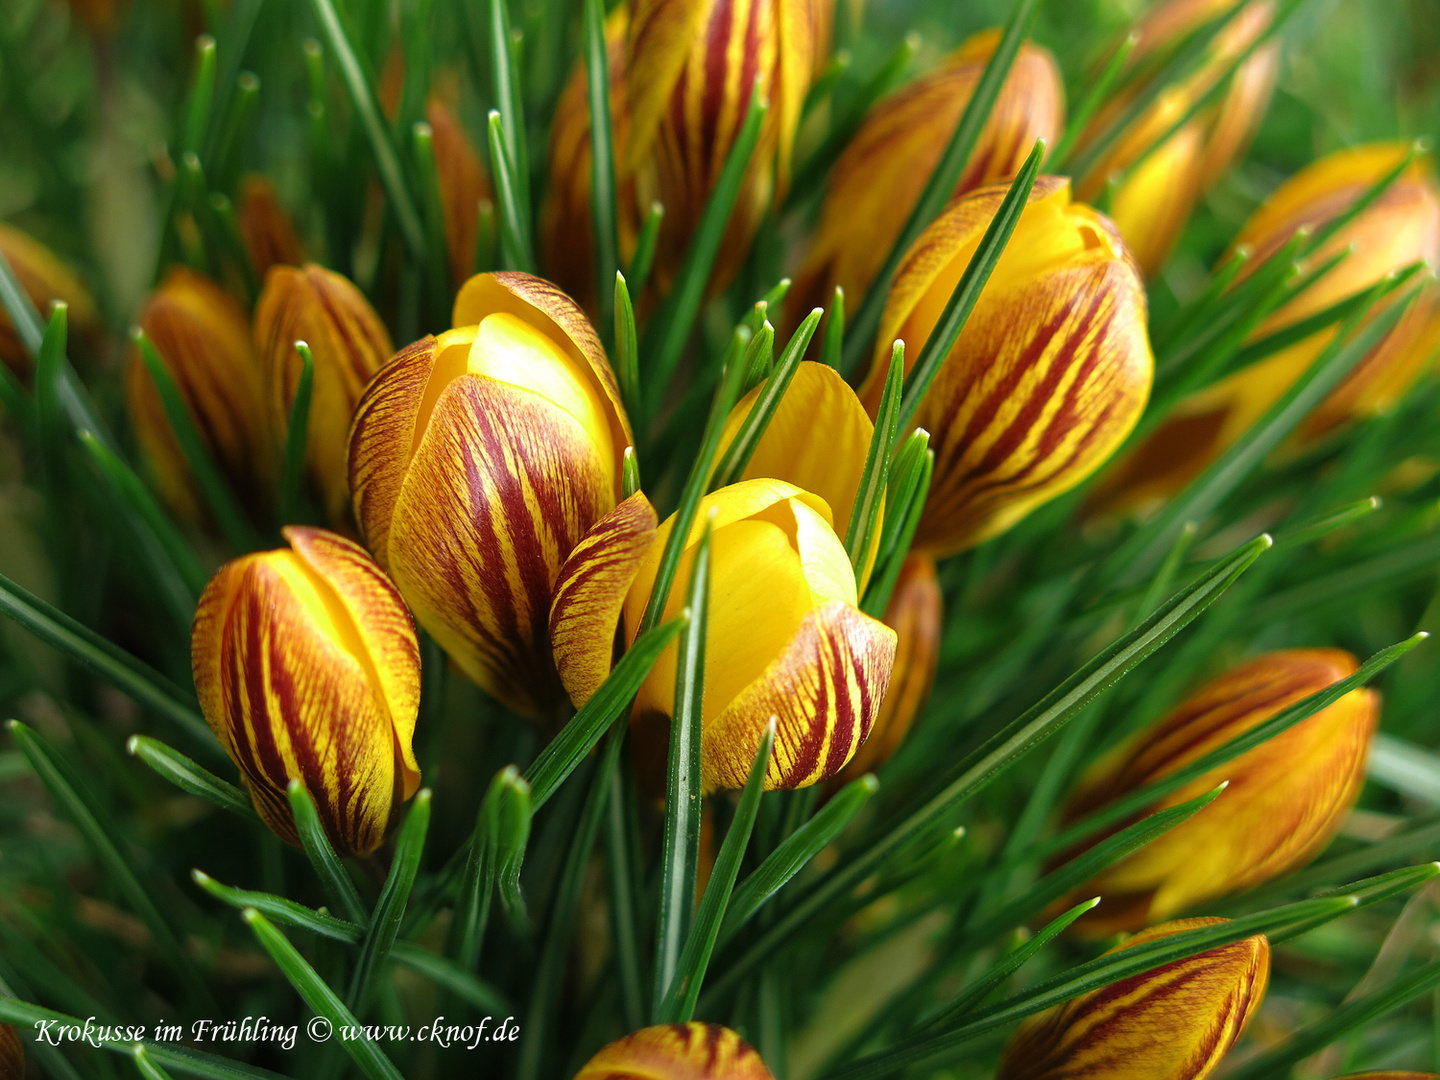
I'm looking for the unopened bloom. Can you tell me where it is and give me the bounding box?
[575,1023,773,1080]
[550,478,895,790]
[255,263,393,523]
[426,97,493,287]
[349,272,632,719]
[0,1023,21,1080]
[792,30,1064,319]
[0,221,99,375]
[126,267,275,523]
[997,918,1269,1080]
[192,526,421,856]
[1097,143,1440,512]
[1074,0,1280,275]
[1058,649,1378,934]
[863,176,1152,557]
[237,175,305,281]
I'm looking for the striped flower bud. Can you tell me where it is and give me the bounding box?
[0,221,98,376]
[191,526,421,856]
[426,98,493,288]
[348,272,632,719]
[862,176,1152,557]
[255,263,394,524]
[997,918,1269,1080]
[125,267,275,524]
[575,1023,774,1080]
[1096,143,1440,513]
[1057,649,1378,935]
[550,478,896,790]
[791,30,1064,322]
[0,1023,21,1080]
[237,175,305,281]
[1074,0,1280,275]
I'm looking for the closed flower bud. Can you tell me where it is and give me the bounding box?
[997,918,1269,1080]
[550,478,896,790]
[1096,143,1440,513]
[575,1023,773,1080]
[256,263,394,524]
[426,98,493,288]
[1058,649,1378,935]
[349,272,632,719]
[791,31,1064,320]
[1075,0,1279,276]
[0,1023,21,1080]
[863,177,1152,557]
[191,526,421,856]
[237,175,305,281]
[0,221,99,376]
[125,267,275,523]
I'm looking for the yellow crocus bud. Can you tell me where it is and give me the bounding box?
[237,175,305,281]
[426,98,493,288]
[1057,649,1378,935]
[191,526,421,856]
[839,553,940,780]
[1075,0,1280,275]
[1096,143,1440,513]
[0,221,99,376]
[255,263,394,524]
[997,918,1270,1080]
[575,1023,774,1080]
[862,176,1152,557]
[125,267,276,524]
[348,272,633,719]
[0,1023,21,1080]
[791,30,1064,321]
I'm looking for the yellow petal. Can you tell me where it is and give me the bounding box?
[575,1023,774,1080]
[1110,121,1206,277]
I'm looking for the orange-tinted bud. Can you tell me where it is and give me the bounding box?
[1059,649,1378,935]
[791,30,1064,321]
[192,527,421,856]
[255,264,394,524]
[575,1023,774,1080]
[126,267,276,524]
[0,222,99,376]
[863,177,1152,556]
[66,0,125,34]
[0,1023,21,1080]
[1075,0,1280,276]
[237,175,305,281]
[426,98,493,288]
[997,918,1269,1080]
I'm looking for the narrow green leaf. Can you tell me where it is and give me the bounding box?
[615,273,642,424]
[846,339,904,579]
[451,767,512,969]
[1262,828,1440,904]
[740,320,776,394]
[487,0,530,227]
[622,445,642,499]
[127,735,258,822]
[243,909,404,1080]
[287,780,368,925]
[654,516,713,1014]
[134,1043,180,1080]
[279,341,315,525]
[0,239,44,356]
[1046,32,1137,169]
[605,735,648,1029]
[1255,533,1440,621]
[584,0,619,337]
[660,720,775,1022]
[821,286,844,369]
[183,34,219,156]
[206,190,261,302]
[388,941,509,1013]
[34,303,68,480]
[495,776,534,928]
[1131,521,1196,630]
[348,789,431,1010]
[209,71,261,196]
[411,121,451,325]
[627,201,664,300]
[1274,496,1381,550]
[1153,245,1251,355]
[487,110,538,272]
[861,445,933,617]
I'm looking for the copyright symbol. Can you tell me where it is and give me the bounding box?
[308,1017,332,1043]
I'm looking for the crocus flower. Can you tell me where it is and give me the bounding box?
[575,1023,774,1080]
[191,527,421,856]
[237,175,305,281]
[863,176,1152,557]
[1058,649,1378,934]
[0,221,98,376]
[348,272,632,719]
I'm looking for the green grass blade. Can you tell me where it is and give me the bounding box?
[1255,533,1440,621]
[127,735,258,822]
[584,0,619,338]
[861,445,933,617]
[627,201,664,299]
[450,767,509,970]
[605,737,648,1029]
[1046,32,1137,170]
[653,516,712,1015]
[496,774,534,928]
[615,273,642,423]
[846,339,904,579]
[34,303,68,480]
[347,789,431,1011]
[623,444,642,498]
[287,780,368,925]
[134,1043,180,1080]
[487,0,530,226]
[841,0,1037,375]
[1131,521,1197,630]
[182,34,218,157]
[410,122,451,327]
[278,341,315,526]
[242,909,404,1080]
[388,942,509,1012]
[895,139,1044,424]
[487,110,538,272]
[0,240,44,355]
[821,287,844,369]
[740,319,775,394]
[1273,495,1381,550]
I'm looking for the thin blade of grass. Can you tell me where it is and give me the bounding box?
[1046,33,1137,169]
[846,339,904,580]
[278,341,315,525]
[627,201,664,299]
[821,286,844,369]
[450,767,517,970]
[487,110,538,272]
[615,273,641,423]
[127,735,257,822]
[860,445,933,617]
[487,0,530,226]
[605,734,648,1029]
[584,0,618,337]
[133,1044,179,1080]
[287,781,368,925]
[347,789,431,1011]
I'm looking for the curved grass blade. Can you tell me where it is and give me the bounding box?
[1046,32,1136,169]
[841,0,1037,375]
[605,735,648,1029]
[134,1043,179,1080]
[278,341,315,525]
[627,201,664,299]
[182,34,218,157]
[1273,496,1380,550]
[653,517,713,1014]
[0,572,211,744]
[242,909,404,1080]
[821,286,844,369]
[584,0,618,336]
[496,777,533,928]
[1254,533,1440,622]
[487,109,538,272]
[703,533,1270,1004]
[623,444,642,499]
[740,320,775,394]
[861,444,933,617]
[846,339,904,580]
[348,789,431,1010]
[449,767,508,969]
[287,780,368,925]
[615,273,641,423]
[127,735,257,822]
[0,241,43,355]
[487,0,530,225]
[411,123,450,325]
[1257,826,1440,906]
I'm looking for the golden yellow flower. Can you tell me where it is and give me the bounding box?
[125,267,275,524]
[191,526,421,857]
[574,1023,774,1080]
[426,98,493,288]
[790,29,1064,321]
[997,918,1270,1080]
[862,176,1152,557]
[237,175,305,282]
[0,221,99,376]
[348,272,632,719]
[255,263,394,524]
[1058,649,1378,935]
